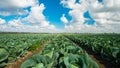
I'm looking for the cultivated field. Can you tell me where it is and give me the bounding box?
[0,33,120,68]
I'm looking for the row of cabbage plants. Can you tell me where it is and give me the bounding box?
[0,34,55,67]
[21,36,98,68]
[66,34,120,65]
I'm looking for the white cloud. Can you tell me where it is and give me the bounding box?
[0,0,36,8]
[0,0,37,16]
[60,14,68,24]
[1,19,57,32]
[103,0,120,10]
[0,18,7,31]
[60,0,87,30]
[24,4,46,25]
[0,3,57,33]
[60,0,120,33]
[0,18,6,25]
[23,4,56,28]
[0,10,29,16]
[85,0,120,23]
[86,0,120,32]
[8,19,23,27]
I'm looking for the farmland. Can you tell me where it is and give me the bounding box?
[0,33,120,68]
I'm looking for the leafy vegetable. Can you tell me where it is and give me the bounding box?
[0,48,9,62]
[21,36,98,68]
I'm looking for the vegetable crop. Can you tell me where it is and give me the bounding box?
[0,34,55,67]
[21,36,98,68]
[66,34,120,65]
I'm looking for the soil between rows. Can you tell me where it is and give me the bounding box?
[5,41,51,68]
[5,35,60,68]
[65,36,118,68]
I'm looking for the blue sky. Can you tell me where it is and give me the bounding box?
[0,0,120,33]
[39,0,71,29]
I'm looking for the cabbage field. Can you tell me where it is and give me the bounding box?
[0,33,120,68]
[0,34,56,67]
[66,34,120,65]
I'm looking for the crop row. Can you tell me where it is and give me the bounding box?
[66,34,120,65]
[21,36,98,68]
[0,34,56,67]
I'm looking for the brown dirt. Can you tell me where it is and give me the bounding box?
[65,36,118,68]
[89,54,105,68]
[5,41,50,68]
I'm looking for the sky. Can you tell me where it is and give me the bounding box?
[0,0,120,33]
